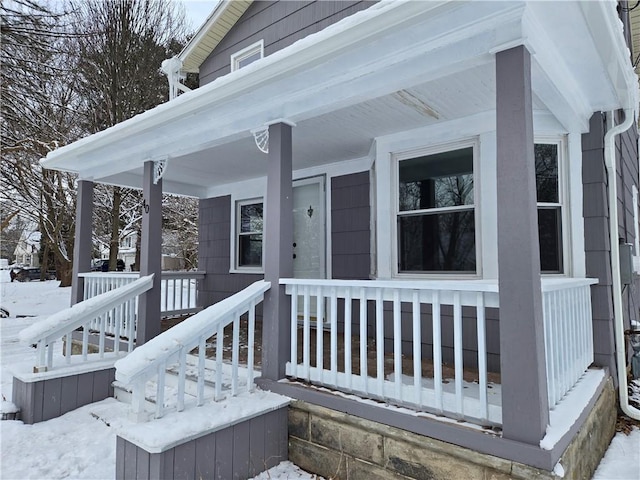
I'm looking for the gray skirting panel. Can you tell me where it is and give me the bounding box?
[116,406,288,480]
[12,367,115,424]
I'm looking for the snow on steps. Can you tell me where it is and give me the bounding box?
[113,353,261,417]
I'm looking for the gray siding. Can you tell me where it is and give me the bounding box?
[331,171,371,279]
[200,1,375,86]
[582,111,640,383]
[12,368,115,424]
[115,407,288,480]
[198,196,263,308]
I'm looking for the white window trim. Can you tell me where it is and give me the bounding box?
[535,136,570,277]
[230,40,264,72]
[230,197,264,274]
[391,138,481,279]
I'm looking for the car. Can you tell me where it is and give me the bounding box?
[13,267,56,282]
[91,259,126,272]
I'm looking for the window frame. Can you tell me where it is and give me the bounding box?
[535,138,568,275]
[392,138,481,278]
[232,197,264,273]
[230,40,264,72]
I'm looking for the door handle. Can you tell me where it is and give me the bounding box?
[293,254,297,259]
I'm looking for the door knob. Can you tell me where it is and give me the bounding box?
[293,242,297,248]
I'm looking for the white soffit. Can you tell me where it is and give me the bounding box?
[180,0,253,73]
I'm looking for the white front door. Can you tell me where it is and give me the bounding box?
[293,176,326,319]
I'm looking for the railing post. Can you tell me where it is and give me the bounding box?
[138,161,163,345]
[262,122,294,380]
[71,180,94,306]
[496,45,549,444]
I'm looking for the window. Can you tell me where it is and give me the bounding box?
[236,199,263,269]
[535,143,563,273]
[397,146,476,273]
[231,40,264,72]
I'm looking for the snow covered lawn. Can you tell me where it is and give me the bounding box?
[0,270,638,479]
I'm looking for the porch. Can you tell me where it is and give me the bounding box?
[31,0,636,476]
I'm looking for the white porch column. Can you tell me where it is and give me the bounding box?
[496,45,549,444]
[262,122,294,380]
[71,180,94,305]
[137,161,163,345]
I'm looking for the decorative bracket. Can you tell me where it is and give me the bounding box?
[251,127,270,154]
[251,119,297,154]
[153,158,168,184]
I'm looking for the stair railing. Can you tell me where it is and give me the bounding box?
[20,275,154,372]
[114,280,271,422]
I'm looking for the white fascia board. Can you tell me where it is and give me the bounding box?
[578,0,639,113]
[97,171,207,198]
[523,9,591,133]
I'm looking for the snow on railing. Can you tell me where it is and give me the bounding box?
[541,278,597,409]
[80,271,205,335]
[20,275,154,372]
[281,278,502,426]
[114,280,270,422]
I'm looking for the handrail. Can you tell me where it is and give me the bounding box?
[115,280,271,421]
[19,274,154,372]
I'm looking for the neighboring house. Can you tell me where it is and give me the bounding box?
[20,1,640,479]
[13,229,40,267]
[98,232,186,271]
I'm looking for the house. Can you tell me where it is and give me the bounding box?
[11,1,640,479]
[13,228,40,267]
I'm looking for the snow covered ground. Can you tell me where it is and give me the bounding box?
[0,270,637,479]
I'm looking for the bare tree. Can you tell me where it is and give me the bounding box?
[68,0,189,271]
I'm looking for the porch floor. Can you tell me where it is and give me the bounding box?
[164,317,502,392]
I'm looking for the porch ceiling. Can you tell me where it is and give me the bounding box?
[41,1,638,198]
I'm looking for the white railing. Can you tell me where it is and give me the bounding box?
[281,278,502,426]
[541,278,597,409]
[19,275,154,372]
[114,280,270,422]
[80,271,205,334]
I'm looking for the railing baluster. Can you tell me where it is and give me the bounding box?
[99,315,106,359]
[476,292,488,421]
[412,290,422,408]
[128,299,135,351]
[247,300,256,391]
[65,332,72,363]
[375,288,384,397]
[290,285,298,378]
[82,327,89,360]
[344,287,352,390]
[232,312,240,396]
[177,346,186,412]
[197,336,206,405]
[303,286,311,381]
[155,363,165,419]
[359,287,367,394]
[114,304,121,354]
[36,340,46,371]
[453,291,463,418]
[316,286,324,382]
[543,291,555,408]
[215,321,223,401]
[47,341,54,370]
[393,289,402,401]
[330,287,338,387]
[433,290,443,414]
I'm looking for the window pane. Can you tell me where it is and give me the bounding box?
[538,207,562,272]
[237,51,261,69]
[399,147,474,211]
[398,211,476,272]
[240,203,263,233]
[535,144,558,203]
[239,234,262,267]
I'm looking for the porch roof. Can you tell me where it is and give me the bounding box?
[41,0,638,198]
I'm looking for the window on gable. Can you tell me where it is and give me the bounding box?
[231,40,264,72]
[397,146,476,273]
[236,199,263,269]
[535,143,563,273]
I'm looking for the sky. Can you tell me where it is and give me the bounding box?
[179,0,219,31]
[0,271,638,479]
